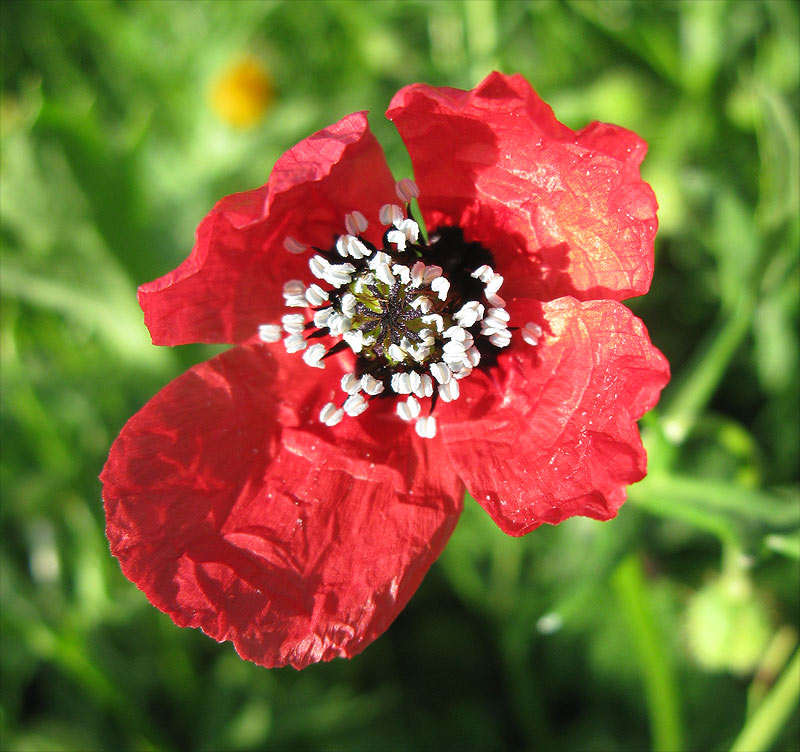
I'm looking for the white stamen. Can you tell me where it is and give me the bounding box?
[397,395,421,421]
[320,403,344,426]
[485,275,504,295]
[314,307,334,328]
[391,372,412,394]
[430,276,450,301]
[379,203,405,226]
[438,378,460,402]
[343,393,369,417]
[421,313,444,332]
[361,374,385,395]
[471,265,495,284]
[327,311,351,336]
[395,218,420,243]
[302,343,326,368]
[282,318,305,335]
[341,373,361,395]
[430,361,451,384]
[258,324,282,343]
[443,326,466,341]
[415,415,437,439]
[465,346,481,367]
[395,178,420,203]
[340,293,357,317]
[305,284,329,306]
[485,292,506,308]
[392,264,411,285]
[453,301,485,327]
[522,322,543,346]
[411,295,432,313]
[413,373,433,398]
[408,344,431,363]
[283,236,308,255]
[284,334,307,353]
[387,229,407,251]
[283,280,306,297]
[388,343,406,362]
[407,371,422,392]
[336,234,369,259]
[343,329,365,352]
[451,362,474,379]
[443,339,467,355]
[410,261,426,287]
[488,331,512,348]
[487,307,510,322]
[483,315,509,332]
[309,255,329,279]
[324,262,356,288]
[375,262,396,285]
[344,211,368,236]
[423,265,443,284]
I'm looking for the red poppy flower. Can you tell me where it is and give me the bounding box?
[101,72,669,669]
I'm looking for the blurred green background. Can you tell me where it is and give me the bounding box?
[1,1,798,750]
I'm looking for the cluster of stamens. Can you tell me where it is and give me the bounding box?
[258,179,543,439]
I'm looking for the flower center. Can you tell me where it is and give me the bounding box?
[258,179,542,438]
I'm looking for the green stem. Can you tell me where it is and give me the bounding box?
[613,554,684,752]
[661,298,753,445]
[731,647,800,752]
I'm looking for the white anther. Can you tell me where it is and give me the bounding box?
[341,373,361,395]
[313,307,334,328]
[487,307,510,322]
[336,234,369,259]
[379,203,405,226]
[343,329,365,353]
[285,295,307,308]
[443,326,466,341]
[396,218,420,242]
[483,315,510,332]
[305,284,329,306]
[284,334,307,353]
[344,211,368,236]
[408,344,431,363]
[340,293,357,317]
[453,301,485,328]
[411,295,432,313]
[430,276,450,301]
[485,275,504,294]
[343,393,369,417]
[418,329,435,346]
[430,361,451,385]
[392,264,411,285]
[388,343,407,362]
[443,339,467,355]
[375,262,396,286]
[324,263,356,288]
[319,403,344,426]
[374,250,394,267]
[451,362,474,379]
[327,311,351,336]
[421,313,444,332]
[283,236,308,255]
[302,343,326,368]
[465,346,481,367]
[387,229,407,251]
[489,331,512,348]
[410,261,426,287]
[282,319,305,336]
[413,374,433,398]
[423,265,443,284]
[471,265,495,283]
[485,292,506,308]
[407,371,422,392]
[309,255,330,279]
[397,395,421,421]
[438,378,460,402]
[283,280,306,297]
[395,178,420,203]
[258,324,282,343]
[415,415,437,439]
[361,373,385,395]
[521,322,543,346]
[391,372,412,394]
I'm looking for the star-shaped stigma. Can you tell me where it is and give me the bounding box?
[356,282,424,353]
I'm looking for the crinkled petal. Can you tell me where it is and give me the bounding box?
[101,345,463,668]
[387,72,658,302]
[437,297,669,536]
[139,112,397,346]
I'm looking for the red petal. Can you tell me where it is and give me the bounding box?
[139,113,397,346]
[387,72,658,302]
[101,345,463,668]
[437,297,669,536]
